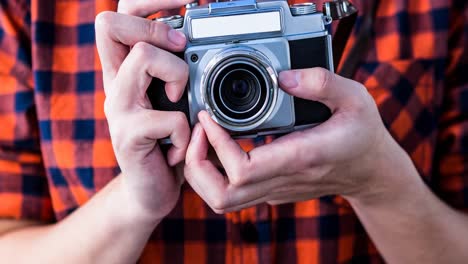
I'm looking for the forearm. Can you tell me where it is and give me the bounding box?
[346,135,468,263]
[0,175,159,263]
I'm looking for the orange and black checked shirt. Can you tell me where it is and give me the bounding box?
[0,0,467,263]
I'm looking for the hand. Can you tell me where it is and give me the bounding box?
[184,68,395,213]
[95,0,193,223]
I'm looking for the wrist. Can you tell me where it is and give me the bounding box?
[106,175,162,231]
[344,131,425,208]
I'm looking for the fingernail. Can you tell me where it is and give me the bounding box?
[279,71,300,89]
[198,111,208,123]
[168,29,186,46]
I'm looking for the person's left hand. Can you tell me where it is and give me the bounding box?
[184,68,397,213]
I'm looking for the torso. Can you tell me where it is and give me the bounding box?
[29,0,450,263]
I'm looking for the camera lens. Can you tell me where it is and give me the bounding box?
[219,68,262,114]
[231,79,249,98]
[212,61,269,122]
[202,47,278,131]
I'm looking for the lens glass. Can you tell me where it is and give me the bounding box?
[212,61,268,121]
[232,80,249,97]
[220,69,260,113]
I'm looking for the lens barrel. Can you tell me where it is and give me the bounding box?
[202,47,278,131]
[220,69,259,114]
[214,62,267,120]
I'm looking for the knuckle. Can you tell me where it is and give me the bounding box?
[301,146,322,167]
[211,132,228,149]
[350,83,372,114]
[103,88,121,120]
[168,60,189,84]
[210,194,229,213]
[147,21,168,41]
[211,200,227,214]
[212,208,226,215]
[132,42,153,59]
[354,96,369,114]
[103,98,112,118]
[229,166,247,187]
[117,0,132,14]
[110,118,142,154]
[109,124,126,152]
[132,41,151,56]
[314,67,333,94]
[183,165,194,180]
[123,129,141,151]
[173,111,188,127]
[360,85,376,108]
[95,11,115,32]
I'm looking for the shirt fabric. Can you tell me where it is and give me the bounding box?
[0,0,467,263]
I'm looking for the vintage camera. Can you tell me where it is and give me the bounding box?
[148,0,357,141]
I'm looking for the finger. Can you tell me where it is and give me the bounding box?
[187,125,223,169]
[199,111,326,184]
[118,0,194,17]
[186,123,209,164]
[267,192,319,206]
[215,195,271,214]
[221,174,335,211]
[110,41,188,108]
[185,160,285,214]
[199,110,316,185]
[185,125,229,210]
[278,68,366,112]
[95,11,187,84]
[109,109,190,166]
[218,177,299,213]
[134,110,190,166]
[197,111,252,186]
[185,125,285,213]
[264,180,333,205]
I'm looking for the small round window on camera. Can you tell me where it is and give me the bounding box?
[323,15,333,25]
[190,54,199,63]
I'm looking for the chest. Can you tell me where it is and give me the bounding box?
[29,0,448,218]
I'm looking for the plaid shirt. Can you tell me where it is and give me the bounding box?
[0,0,467,263]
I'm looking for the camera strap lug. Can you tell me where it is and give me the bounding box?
[338,0,380,78]
[323,0,358,72]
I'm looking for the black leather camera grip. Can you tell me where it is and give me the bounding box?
[288,36,332,126]
[146,52,191,122]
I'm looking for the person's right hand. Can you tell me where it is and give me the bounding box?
[95,0,193,224]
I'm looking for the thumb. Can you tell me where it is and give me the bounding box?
[278,68,363,111]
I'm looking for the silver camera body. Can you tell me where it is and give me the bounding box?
[149,0,355,139]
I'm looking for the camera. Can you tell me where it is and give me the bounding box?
[148,0,357,141]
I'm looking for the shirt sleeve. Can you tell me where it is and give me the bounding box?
[0,1,54,221]
[433,0,468,209]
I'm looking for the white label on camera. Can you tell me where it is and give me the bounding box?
[191,11,281,39]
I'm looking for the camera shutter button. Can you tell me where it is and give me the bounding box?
[290,3,317,16]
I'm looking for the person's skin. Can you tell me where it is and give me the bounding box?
[0,0,467,263]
